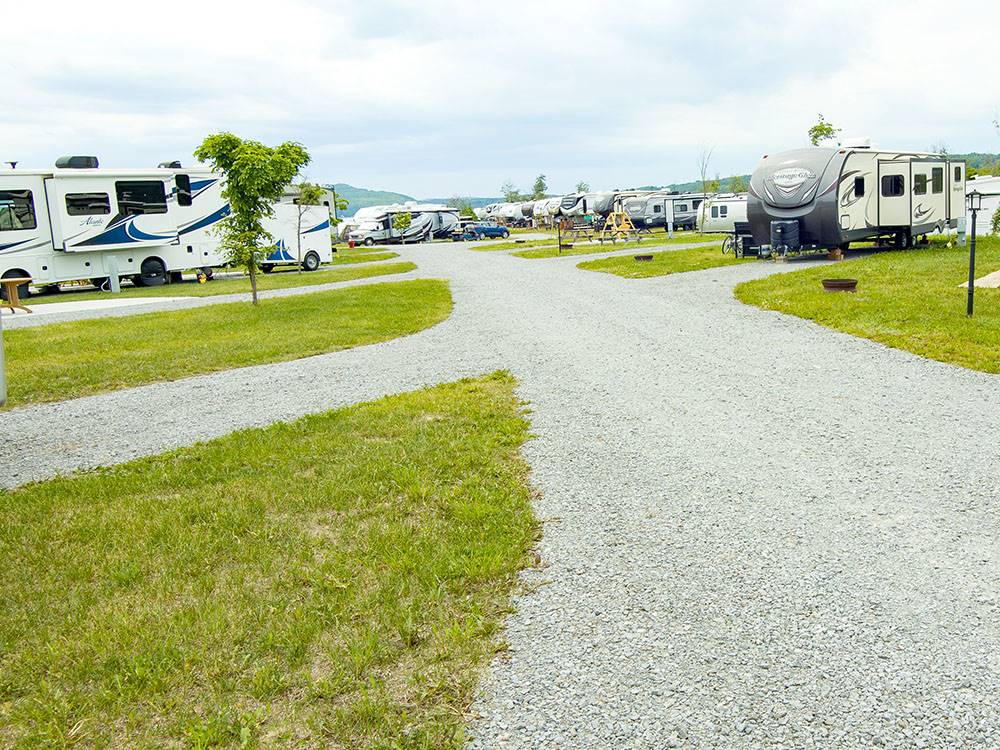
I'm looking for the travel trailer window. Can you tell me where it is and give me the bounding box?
[954,166,962,182]
[653,205,662,213]
[913,174,928,195]
[932,168,944,194]
[65,192,111,216]
[115,181,168,215]
[854,177,865,197]
[0,190,36,231]
[711,206,719,218]
[719,205,728,217]
[676,204,688,212]
[692,199,703,209]
[175,174,193,207]
[881,175,905,197]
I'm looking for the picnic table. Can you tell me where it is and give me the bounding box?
[1,277,32,314]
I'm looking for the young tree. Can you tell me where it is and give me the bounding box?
[449,196,476,218]
[729,174,748,193]
[575,180,590,193]
[392,211,412,245]
[707,173,721,193]
[194,133,309,305]
[501,180,522,203]
[294,182,325,271]
[992,205,1000,235]
[696,148,715,234]
[808,114,841,146]
[531,174,548,200]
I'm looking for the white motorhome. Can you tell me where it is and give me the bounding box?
[748,144,966,253]
[0,157,332,297]
[697,193,748,233]
[347,203,459,245]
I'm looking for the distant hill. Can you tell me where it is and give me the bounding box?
[422,196,500,210]
[326,183,415,217]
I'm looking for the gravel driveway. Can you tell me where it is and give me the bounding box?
[5,241,1000,748]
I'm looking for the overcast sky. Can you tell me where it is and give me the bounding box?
[3,0,998,198]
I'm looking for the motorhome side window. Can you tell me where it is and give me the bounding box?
[880,175,905,197]
[115,181,168,215]
[932,168,943,193]
[65,192,111,216]
[175,175,193,207]
[0,190,37,231]
[653,205,662,213]
[913,174,928,195]
[854,177,865,197]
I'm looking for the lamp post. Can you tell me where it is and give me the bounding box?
[967,190,982,317]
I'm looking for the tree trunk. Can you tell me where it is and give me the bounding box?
[249,264,259,306]
[297,209,303,272]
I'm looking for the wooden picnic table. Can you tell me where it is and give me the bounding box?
[0,277,32,314]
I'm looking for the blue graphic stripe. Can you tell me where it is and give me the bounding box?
[75,217,174,247]
[303,219,331,234]
[180,204,231,235]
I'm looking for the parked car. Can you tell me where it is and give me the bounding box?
[452,221,510,241]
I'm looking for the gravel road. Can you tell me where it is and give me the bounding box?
[5,240,1000,748]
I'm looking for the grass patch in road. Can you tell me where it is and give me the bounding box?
[29,259,413,305]
[577,244,746,278]
[512,233,726,259]
[468,238,553,252]
[734,236,1000,373]
[329,249,400,265]
[5,279,451,407]
[0,372,537,749]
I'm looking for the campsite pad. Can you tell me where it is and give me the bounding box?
[0,296,181,317]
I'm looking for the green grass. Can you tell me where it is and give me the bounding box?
[512,233,725,259]
[576,244,747,277]
[329,250,400,265]
[468,238,554,252]
[5,279,451,407]
[29,258,411,305]
[0,372,538,749]
[734,236,1000,373]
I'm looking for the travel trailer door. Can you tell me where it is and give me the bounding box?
[877,161,910,229]
[947,162,966,220]
[910,160,947,229]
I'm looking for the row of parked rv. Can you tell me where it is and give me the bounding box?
[474,140,983,255]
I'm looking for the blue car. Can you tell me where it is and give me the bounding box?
[452,221,510,241]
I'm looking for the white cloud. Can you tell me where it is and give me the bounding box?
[2,0,998,195]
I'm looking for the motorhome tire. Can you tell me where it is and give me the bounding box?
[364,237,374,246]
[1,270,31,300]
[261,264,275,274]
[135,257,167,287]
[302,252,320,272]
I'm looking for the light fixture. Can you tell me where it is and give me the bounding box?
[967,190,982,212]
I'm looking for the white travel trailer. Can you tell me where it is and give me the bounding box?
[0,157,332,297]
[748,144,966,253]
[967,176,1000,235]
[697,193,748,233]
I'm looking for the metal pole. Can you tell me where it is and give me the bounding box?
[967,207,978,317]
[0,309,6,407]
[558,219,562,255]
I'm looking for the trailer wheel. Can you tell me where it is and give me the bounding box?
[364,237,375,247]
[302,252,320,272]
[0,270,31,300]
[134,257,167,287]
[201,266,214,280]
[261,264,275,274]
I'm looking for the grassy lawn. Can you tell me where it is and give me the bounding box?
[328,249,399,265]
[0,372,537,749]
[512,233,725,259]
[29,259,412,305]
[735,236,1000,373]
[576,244,747,278]
[5,279,451,407]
